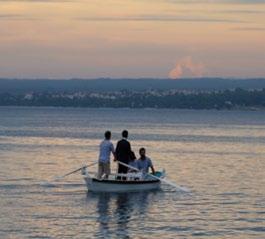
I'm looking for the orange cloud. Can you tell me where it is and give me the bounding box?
[169,56,206,79]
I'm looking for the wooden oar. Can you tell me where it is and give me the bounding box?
[117,160,190,192]
[54,162,97,181]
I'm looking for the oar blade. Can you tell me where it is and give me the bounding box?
[151,175,190,192]
[47,162,98,183]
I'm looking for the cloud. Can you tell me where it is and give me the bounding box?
[0,0,72,2]
[231,27,265,31]
[169,57,206,79]
[208,9,265,14]
[166,0,265,4]
[78,14,245,23]
[0,14,38,21]
[0,14,21,18]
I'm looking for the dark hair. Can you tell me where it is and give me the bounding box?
[104,131,111,140]
[139,147,145,153]
[122,130,128,138]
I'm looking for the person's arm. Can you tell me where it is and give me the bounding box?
[149,159,155,174]
[112,148,117,161]
[127,141,131,155]
[150,165,155,175]
[113,152,117,161]
[111,143,117,161]
[115,141,120,160]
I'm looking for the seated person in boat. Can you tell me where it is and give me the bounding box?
[127,151,143,180]
[98,131,116,179]
[137,147,155,175]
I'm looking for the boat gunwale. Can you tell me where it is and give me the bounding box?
[91,178,160,184]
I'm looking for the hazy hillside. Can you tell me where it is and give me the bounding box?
[0,78,265,93]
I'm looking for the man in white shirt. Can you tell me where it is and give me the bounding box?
[98,131,116,179]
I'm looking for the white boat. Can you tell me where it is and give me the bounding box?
[82,169,165,193]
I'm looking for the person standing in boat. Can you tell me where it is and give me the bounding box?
[98,131,116,179]
[137,147,155,175]
[115,130,132,179]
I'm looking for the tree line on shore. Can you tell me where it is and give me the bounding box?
[0,88,265,109]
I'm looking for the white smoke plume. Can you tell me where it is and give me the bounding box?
[169,56,205,79]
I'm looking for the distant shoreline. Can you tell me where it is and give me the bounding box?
[1,88,265,110]
[1,78,265,94]
[0,105,264,112]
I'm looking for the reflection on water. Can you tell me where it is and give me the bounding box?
[90,191,157,238]
[95,193,112,238]
[115,193,131,238]
[0,107,265,238]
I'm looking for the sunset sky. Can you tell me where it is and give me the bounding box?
[0,0,264,79]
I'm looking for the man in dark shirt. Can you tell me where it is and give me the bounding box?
[116,130,131,179]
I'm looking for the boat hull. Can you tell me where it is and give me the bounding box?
[84,177,161,192]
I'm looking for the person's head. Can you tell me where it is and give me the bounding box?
[104,131,111,140]
[139,147,146,158]
[122,130,128,139]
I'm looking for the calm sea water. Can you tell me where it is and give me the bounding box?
[0,107,264,239]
